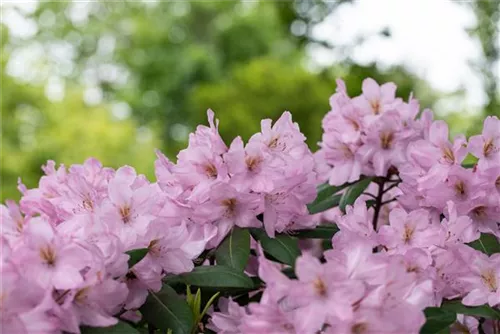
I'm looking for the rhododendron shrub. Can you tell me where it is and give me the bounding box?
[2,79,500,334]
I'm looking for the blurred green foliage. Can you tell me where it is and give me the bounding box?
[1,1,497,201]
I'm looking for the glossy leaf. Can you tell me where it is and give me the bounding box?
[172,265,255,289]
[140,284,194,334]
[290,224,339,239]
[215,227,250,271]
[339,177,373,212]
[200,292,220,320]
[441,300,500,319]
[250,229,301,267]
[420,307,456,334]
[468,233,500,256]
[306,180,354,214]
[307,194,342,215]
[126,248,149,268]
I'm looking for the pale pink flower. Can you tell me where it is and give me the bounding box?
[17,218,91,290]
[352,78,401,118]
[468,116,500,170]
[460,251,500,307]
[100,166,156,247]
[378,208,441,252]
[207,298,247,334]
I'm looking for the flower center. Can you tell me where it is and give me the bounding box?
[221,198,237,217]
[442,146,455,163]
[454,181,466,198]
[348,118,360,131]
[483,139,495,157]
[406,265,419,273]
[204,163,218,178]
[480,269,497,291]
[82,198,93,210]
[313,278,327,296]
[495,176,500,190]
[268,136,280,149]
[39,245,57,266]
[75,287,90,303]
[403,224,415,244]
[471,206,487,220]
[352,323,368,334]
[370,99,381,115]
[120,205,132,224]
[16,220,24,233]
[245,155,262,172]
[380,131,394,150]
[341,144,354,159]
[148,239,160,255]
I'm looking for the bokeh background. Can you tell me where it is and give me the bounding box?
[1,0,499,201]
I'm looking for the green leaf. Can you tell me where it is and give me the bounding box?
[314,180,359,202]
[461,154,478,169]
[215,227,250,271]
[80,321,140,334]
[307,194,342,214]
[250,229,301,267]
[467,233,500,255]
[171,265,255,289]
[193,289,202,321]
[126,248,149,268]
[140,284,194,334]
[186,285,194,307]
[200,292,220,320]
[420,307,456,334]
[440,300,500,319]
[281,267,297,279]
[365,199,377,208]
[306,180,354,214]
[290,224,339,239]
[339,177,373,212]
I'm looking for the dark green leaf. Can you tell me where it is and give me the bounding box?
[81,321,139,334]
[140,284,194,334]
[365,199,376,208]
[215,227,250,271]
[322,239,333,251]
[250,228,301,267]
[290,224,339,239]
[307,178,363,215]
[420,307,456,334]
[467,233,500,256]
[441,300,500,319]
[281,267,297,279]
[171,265,255,289]
[307,194,342,214]
[200,292,220,320]
[126,248,149,268]
[307,180,354,214]
[339,177,373,212]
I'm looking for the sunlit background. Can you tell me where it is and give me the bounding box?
[1,0,499,201]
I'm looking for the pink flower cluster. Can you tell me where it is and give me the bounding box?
[208,79,500,334]
[2,78,499,334]
[315,78,434,185]
[0,110,317,333]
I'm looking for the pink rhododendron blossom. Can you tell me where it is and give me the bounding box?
[378,208,440,253]
[468,116,500,170]
[4,78,500,334]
